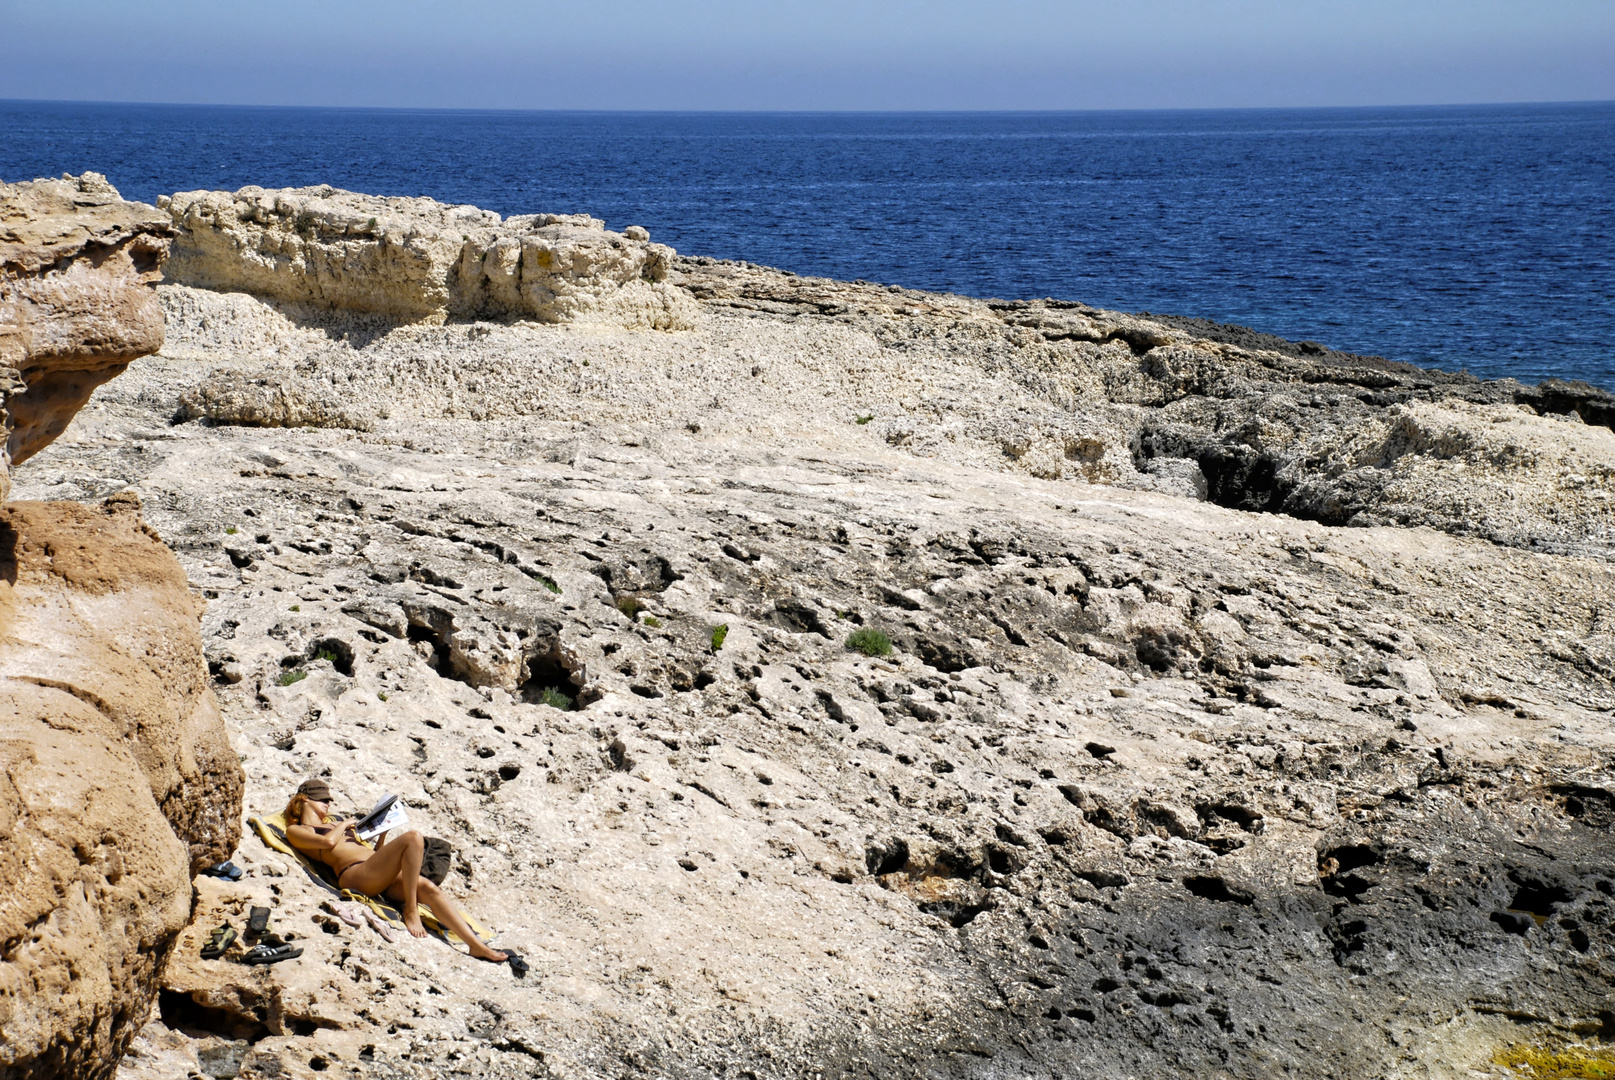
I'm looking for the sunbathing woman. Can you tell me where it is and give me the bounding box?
[283,779,510,965]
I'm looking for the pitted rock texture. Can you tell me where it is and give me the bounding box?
[175,368,375,432]
[0,173,172,500]
[9,260,1615,1077]
[0,495,243,1080]
[161,186,697,329]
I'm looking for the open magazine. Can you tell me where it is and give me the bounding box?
[353,793,408,841]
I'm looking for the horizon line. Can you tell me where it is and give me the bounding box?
[4,95,1614,117]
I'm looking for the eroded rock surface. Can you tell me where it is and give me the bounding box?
[7,251,1612,1077]
[0,496,243,1080]
[0,173,172,500]
[161,186,697,329]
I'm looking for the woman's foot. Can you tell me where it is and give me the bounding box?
[469,943,509,963]
[403,915,428,939]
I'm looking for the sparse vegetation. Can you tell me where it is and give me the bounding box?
[536,574,562,594]
[643,616,663,628]
[224,525,238,535]
[615,595,645,620]
[710,624,728,652]
[855,414,874,425]
[277,670,308,686]
[378,691,388,702]
[537,686,574,711]
[312,648,340,665]
[289,604,301,612]
[846,627,893,657]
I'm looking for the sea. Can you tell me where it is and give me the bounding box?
[3,99,1612,389]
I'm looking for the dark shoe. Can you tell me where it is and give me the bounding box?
[200,924,236,960]
[240,942,302,965]
[246,906,270,936]
[506,952,529,979]
[202,860,243,881]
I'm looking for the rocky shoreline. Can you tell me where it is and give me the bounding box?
[4,178,1615,1079]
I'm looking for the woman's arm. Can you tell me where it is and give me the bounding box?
[286,820,354,852]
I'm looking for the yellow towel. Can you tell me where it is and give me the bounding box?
[249,814,492,945]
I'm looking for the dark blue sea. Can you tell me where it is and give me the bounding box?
[4,99,1613,388]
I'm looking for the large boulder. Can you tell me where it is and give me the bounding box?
[0,174,174,501]
[0,495,244,1080]
[161,185,698,329]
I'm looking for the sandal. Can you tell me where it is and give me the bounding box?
[321,900,363,928]
[246,906,271,937]
[200,924,237,960]
[361,908,396,943]
[505,951,529,979]
[239,940,302,965]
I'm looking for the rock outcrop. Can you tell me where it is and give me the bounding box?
[0,495,243,1080]
[161,186,697,330]
[7,183,1615,1077]
[174,369,375,432]
[0,173,173,501]
[7,218,1613,1077]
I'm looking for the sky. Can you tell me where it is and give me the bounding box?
[2,0,1611,111]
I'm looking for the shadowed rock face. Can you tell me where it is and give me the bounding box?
[0,495,243,1080]
[0,173,173,500]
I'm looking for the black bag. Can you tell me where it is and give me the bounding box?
[421,837,455,885]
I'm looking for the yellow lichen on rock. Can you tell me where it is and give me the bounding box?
[1493,1044,1615,1079]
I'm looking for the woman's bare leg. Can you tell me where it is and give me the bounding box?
[387,878,509,962]
[341,831,426,936]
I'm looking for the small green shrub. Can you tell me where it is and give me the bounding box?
[710,624,729,652]
[289,604,301,612]
[855,414,874,425]
[615,595,644,620]
[846,627,893,657]
[643,616,663,628]
[378,691,389,702]
[312,649,340,665]
[536,574,562,594]
[538,686,574,711]
[224,525,238,535]
[277,670,308,687]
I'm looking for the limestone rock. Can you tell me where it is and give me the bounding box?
[0,173,173,500]
[11,188,1615,1078]
[161,186,697,329]
[0,495,244,1080]
[175,368,375,431]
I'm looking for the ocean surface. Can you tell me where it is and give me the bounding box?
[4,99,1613,389]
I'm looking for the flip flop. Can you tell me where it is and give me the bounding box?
[239,941,302,965]
[200,924,237,960]
[321,900,363,928]
[361,908,396,943]
[201,861,243,881]
[246,906,271,936]
[478,949,528,977]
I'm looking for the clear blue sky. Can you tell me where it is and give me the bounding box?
[2,0,1611,110]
